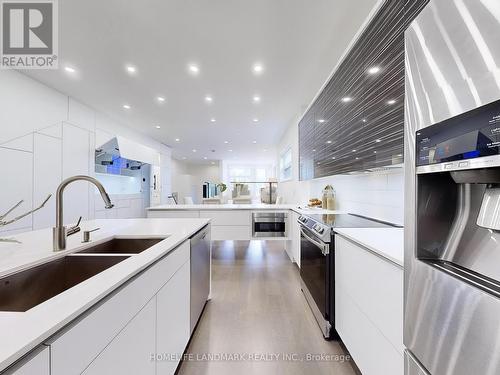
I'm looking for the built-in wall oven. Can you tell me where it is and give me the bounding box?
[298,213,393,339]
[252,212,287,238]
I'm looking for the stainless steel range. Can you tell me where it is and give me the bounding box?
[297,213,393,339]
[404,1,500,373]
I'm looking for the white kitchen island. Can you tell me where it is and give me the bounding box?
[0,218,210,375]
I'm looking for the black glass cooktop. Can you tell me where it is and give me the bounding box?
[305,213,395,228]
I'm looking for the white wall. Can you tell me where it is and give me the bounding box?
[0,70,172,234]
[276,120,404,225]
[171,159,222,204]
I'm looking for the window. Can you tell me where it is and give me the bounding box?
[279,147,292,181]
[226,164,273,201]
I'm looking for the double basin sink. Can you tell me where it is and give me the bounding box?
[0,238,163,312]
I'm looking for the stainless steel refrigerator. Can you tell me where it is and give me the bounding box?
[404,1,500,374]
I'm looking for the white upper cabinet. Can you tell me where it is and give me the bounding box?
[68,98,95,131]
[0,147,33,234]
[62,123,91,224]
[0,71,67,145]
[33,133,62,230]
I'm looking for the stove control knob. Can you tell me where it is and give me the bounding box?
[313,224,324,234]
[299,216,306,222]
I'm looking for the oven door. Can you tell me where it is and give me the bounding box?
[299,225,332,337]
[252,213,287,238]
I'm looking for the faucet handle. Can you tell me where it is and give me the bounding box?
[67,216,82,236]
[82,227,100,243]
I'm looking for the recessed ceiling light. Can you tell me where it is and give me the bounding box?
[224,140,229,144]
[64,66,76,73]
[312,149,316,152]
[252,140,257,144]
[317,162,321,165]
[211,161,215,165]
[122,104,131,109]
[368,66,381,75]
[205,95,213,103]
[175,138,180,142]
[332,156,336,159]
[326,140,332,144]
[188,64,199,75]
[355,157,360,160]
[352,149,357,152]
[253,118,259,123]
[318,119,326,123]
[397,154,403,157]
[192,149,197,153]
[374,151,377,154]
[126,65,137,74]
[203,156,208,160]
[252,63,264,74]
[342,97,353,103]
[375,139,382,143]
[362,118,367,123]
[155,125,161,129]
[387,99,396,105]
[253,95,261,103]
[157,96,166,102]
[210,118,216,123]
[228,149,233,152]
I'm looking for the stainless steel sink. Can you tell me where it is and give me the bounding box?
[77,238,163,254]
[0,255,129,312]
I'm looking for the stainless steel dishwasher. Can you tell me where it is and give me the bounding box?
[190,225,211,333]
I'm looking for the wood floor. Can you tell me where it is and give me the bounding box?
[177,240,357,375]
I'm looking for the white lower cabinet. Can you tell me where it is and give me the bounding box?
[46,240,193,375]
[3,346,49,375]
[148,210,200,219]
[335,235,403,375]
[285,211,300,266]
[82,298,156,375]
[156,261,191,375]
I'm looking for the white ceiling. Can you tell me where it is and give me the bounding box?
[24,0,379,163]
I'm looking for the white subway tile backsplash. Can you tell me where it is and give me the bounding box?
[280,169,404,225]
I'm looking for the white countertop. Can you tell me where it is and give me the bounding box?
[0,218,210,371]
[146,204,403,265]
[147,203,344,215]
[334,227,404,267]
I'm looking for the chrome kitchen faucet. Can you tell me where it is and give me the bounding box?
[53,175,114,251]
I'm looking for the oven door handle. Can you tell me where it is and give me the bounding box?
[299,226,329,255]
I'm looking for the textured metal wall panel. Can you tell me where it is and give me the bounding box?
[299,0,428,180]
